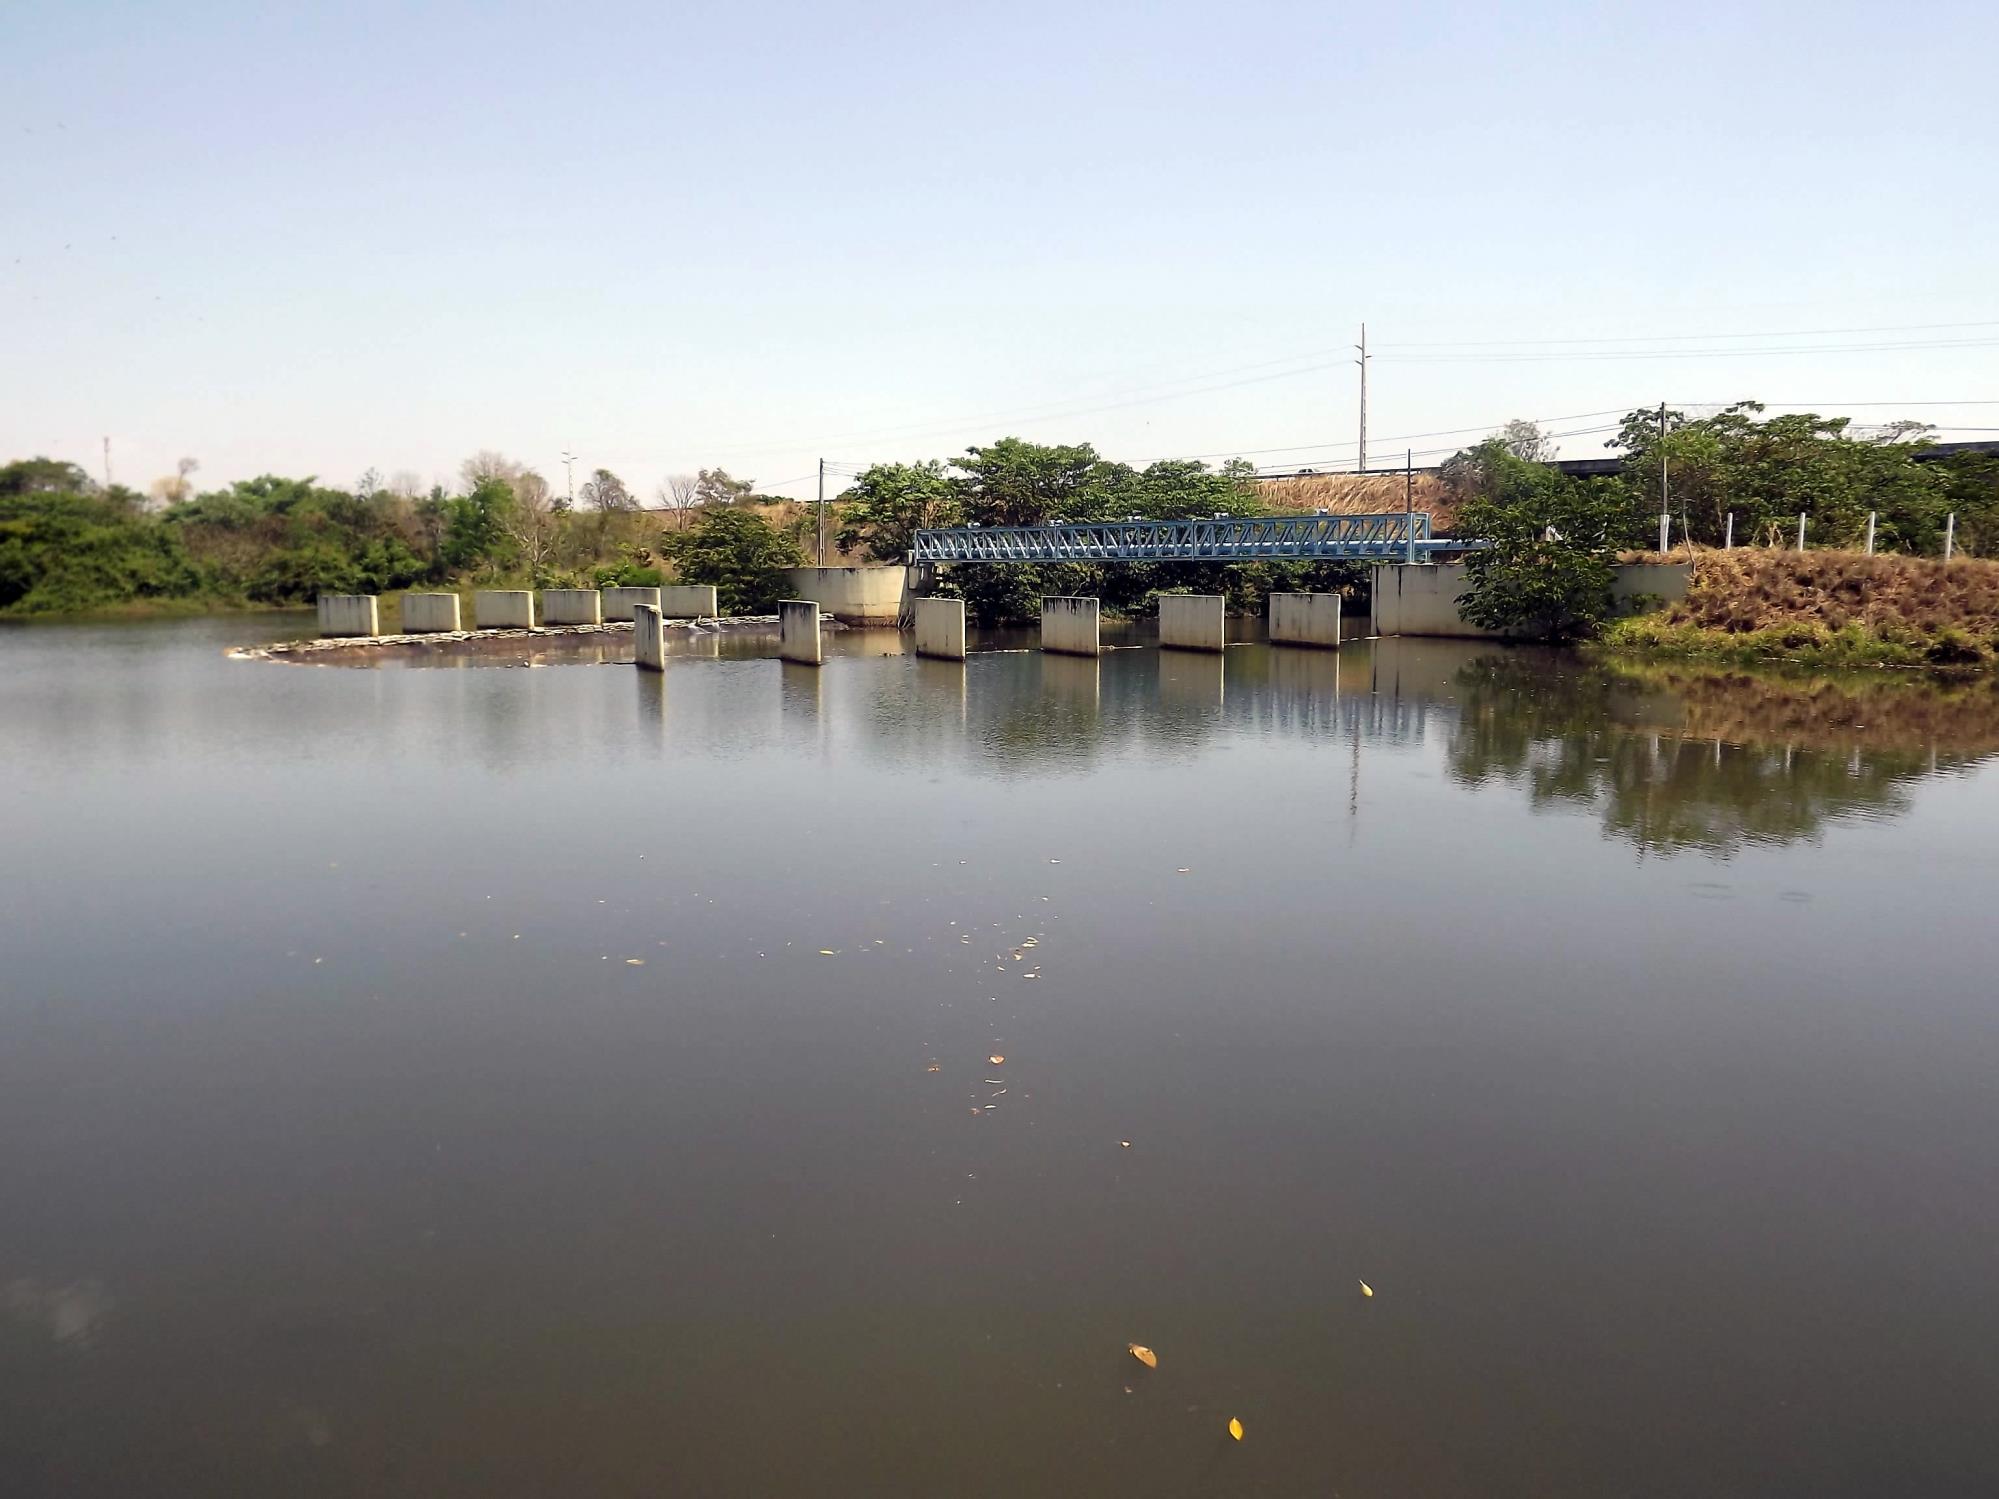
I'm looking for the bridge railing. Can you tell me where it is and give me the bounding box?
[911,512,1442,564]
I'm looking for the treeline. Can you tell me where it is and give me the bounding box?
[0,454,810,616]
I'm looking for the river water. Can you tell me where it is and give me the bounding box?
[4,613,1998,1497]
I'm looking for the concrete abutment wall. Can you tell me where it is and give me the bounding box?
[1041,596,1102,657]
[400,593,461,633]
[540,589,602,626]
[317,594,380,637]
[1369,561,1693,638]
[474,590,536,629]
[783,567,909,624]
[1269,592,1342,648]
[914,598,967,661]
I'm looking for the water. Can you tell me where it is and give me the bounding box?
[4,613,1999,1497]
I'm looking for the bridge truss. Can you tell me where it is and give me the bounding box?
[910,512,1456,564]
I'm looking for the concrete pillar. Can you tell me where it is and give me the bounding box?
[660,585,719,618]
[779,599,823,665]
[1268,592,1341,649]
[540,588,602,626]
[317,594,380,637]
[633,603,666,671]
[400,592,461,633]
[601,586,662,621]
[1040,596,1101,657]
[474,590,536,629]
[1158,593,1225,652]
[913,597,967,661]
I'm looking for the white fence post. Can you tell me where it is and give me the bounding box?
[1865,512,1876,555]
[1945,513,1956,561]
[1796,512,1807,551]
[1657,513,1670,553]
[1723,512,1734,550]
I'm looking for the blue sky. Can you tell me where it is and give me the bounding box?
[5,0,1995,499]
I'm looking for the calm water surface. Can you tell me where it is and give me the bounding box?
[4,614,1999,1497]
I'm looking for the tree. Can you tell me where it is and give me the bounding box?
[148,457,201,509]
[953,437,1125,526]
[657,473,702,528]
[1452,439,1628,642]
[835,459,960,562]
[441,476,518,573]
[502,470,559,581]
[579,467,636,511]
[663,507,804,613]
[460,450,527,491]
[0,458,93,496]
[1500,420,1552,463]
[693,467,756,508]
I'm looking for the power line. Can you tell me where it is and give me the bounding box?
[1378,318,1999,350]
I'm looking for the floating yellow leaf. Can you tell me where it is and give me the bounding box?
[1360,1280,1374,1298]
[624,958,645,966]
[1228,1417,1244,1442]
[1127,1343,1157,1369]
[1119,1140,1132,1148]
[819,949,837,956]
[989,1055,1005,1065]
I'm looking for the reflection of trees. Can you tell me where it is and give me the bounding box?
[1446,654,1999,855]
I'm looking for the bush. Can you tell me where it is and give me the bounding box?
[663,508,804,614]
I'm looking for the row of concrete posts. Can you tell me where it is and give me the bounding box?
[897,591,1342,663]
[317,585,720,638]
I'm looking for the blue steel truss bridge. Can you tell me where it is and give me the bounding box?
[910,512,1459,564]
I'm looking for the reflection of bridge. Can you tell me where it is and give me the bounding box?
[912,512,1458,564]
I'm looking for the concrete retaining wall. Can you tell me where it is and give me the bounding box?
[541,588,602,626]
[634,604,666,671]
[783,566,909,623]
[400,592,461,633]
[1041,596,1102,657]
[475,590,536,629]
[601,586,662,621]
[660,585,719,619]
[1269,592,1342,649]
[914,597,967,661]
[1370,561,1694,639]
[317,594,380,637]
[1159,594,1225,652]
[779,599,823,665]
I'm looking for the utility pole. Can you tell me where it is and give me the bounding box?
[1658,402,1670,554]
[101,436,112,489]
[1404,448,1415,564]
[560,450,577,507]
[1355,323,1370,474]
[816,458,827,566]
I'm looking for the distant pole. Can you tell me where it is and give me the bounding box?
[816,458,827,566]
[101,436,112,489]
[1865,512,1877,555]
[561,450,577,507]
[1404,448,1414,564]
[1658,401,1670,554]
[1355,323,1369,474]
[1945,512,1956,561]
[1797,512,1807,551]
[1724,512,1734,550]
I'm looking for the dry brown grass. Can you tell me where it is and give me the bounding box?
[1256,474,1454,528]
[1654,548,1999,639]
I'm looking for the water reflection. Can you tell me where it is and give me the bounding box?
[1444,654,1999,854]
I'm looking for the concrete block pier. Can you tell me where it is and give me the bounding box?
[779,599,823,665]
[1269,592,1342,649]
[633,604,666,671]
[474,590,536,629]
[600,586,661,621]
[1041,596,1102,657]
[540,589,602,626]
[914,598,967,661]
[317,594,380,638]
[660,585,719,619]
[400,593,461,633]
[1158,594,1225,652]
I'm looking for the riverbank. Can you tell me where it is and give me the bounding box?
[1601,549,1999,670]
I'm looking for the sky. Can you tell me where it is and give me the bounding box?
[5,0,1997,501]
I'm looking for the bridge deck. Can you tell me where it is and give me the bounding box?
[912,513,1453,564]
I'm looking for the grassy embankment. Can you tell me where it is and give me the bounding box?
[1603,548,1999,669]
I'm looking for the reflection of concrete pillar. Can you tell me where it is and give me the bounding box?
[1160,648,1224,710]
[917,657,968,726]
[1041,652,1100,713]
[1269,592,1341,649]
[317,594,380,637]
[914,597,967,660]
[1159,594,1225,652]
[1041,596,1101,656]
[634,604,666,671]
[779,600,823,665]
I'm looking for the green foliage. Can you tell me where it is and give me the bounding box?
[0,487,203,612]
[1452,439,1627,642]
[835,460,960,562]
[441,478,518,573]
[663,507,804,614]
